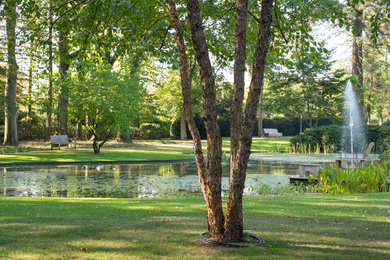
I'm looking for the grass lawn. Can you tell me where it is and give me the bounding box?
[0,193,389,259]
[0,137,292,165]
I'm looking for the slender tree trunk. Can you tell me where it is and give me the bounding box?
[28,48,33,118]
[230,0,248,166]
[170,0,273,242]
[3,0,18,146]
[225,0,273,241]
[77,120,83,140]
[258,103,263,137]
[58,28,69,135]
[45,2,53,141]
[186,0,225,240]
[352,9,364,120]
[180,109,187,140]
[168,0,224,240]
[224,0,249,242]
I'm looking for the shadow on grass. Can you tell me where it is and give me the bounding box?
[1,194,389,259]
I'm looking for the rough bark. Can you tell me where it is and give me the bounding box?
[170,0,273,242]
[352,9,364,120]
[45,2,53,141]
[185,0,225,240]
[58,28,69,135]
[224,0,273,242]
[229,0,248,166]
[224,0,249,242]
[28,48,33,118]
[168,0,224,240]
[3,1,18,147]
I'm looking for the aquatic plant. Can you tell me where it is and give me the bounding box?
[316,162,390,194]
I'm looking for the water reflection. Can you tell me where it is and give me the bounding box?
[1,161,299,198]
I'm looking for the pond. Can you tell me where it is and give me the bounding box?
[0,153,338,198]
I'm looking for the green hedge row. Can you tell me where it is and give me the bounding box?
[170,116,334,139]
[290,124,390,153]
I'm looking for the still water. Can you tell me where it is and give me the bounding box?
[0,160,299,198]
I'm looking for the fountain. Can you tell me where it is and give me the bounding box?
[342,80,365,157]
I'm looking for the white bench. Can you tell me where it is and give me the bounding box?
[263,128,283,137]
[50,135,77,150]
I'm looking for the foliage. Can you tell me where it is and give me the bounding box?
[0,146,36,154]
[263,52,348,125]
[290,124,390,153]
[316,162,390,194]
[18,111,45,141]
[290,125,342,153]
[170,116,206,140]
[255,117,334,136]
[378,137,390,162]
[140,123,169,139]
[365,124,390,152]
[68,61,145,154]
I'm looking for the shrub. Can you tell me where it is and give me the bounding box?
[140,123,169,139]
[18,112,45,141]
[316,162,390,194]
[290,125,341,153]
[170,116,206,139]
[253,117,334,136]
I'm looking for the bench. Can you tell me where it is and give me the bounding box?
[50,135,77,150]
[263,128,283,137]
[298,163,324,178]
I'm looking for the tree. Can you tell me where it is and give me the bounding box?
[3,0,18,146]
[263,52,348,127]
[69,61,145,154]
[168,0,358,242]
[168,0,273,241]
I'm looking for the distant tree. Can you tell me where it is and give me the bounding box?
[263,51,348,127]
[69,61,145,154]
[3,0,18,146]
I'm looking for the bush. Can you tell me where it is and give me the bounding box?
[18,112,45,141]
[316,162,390,194]
[170,116,206,139]
[253,117,334,136]
[290,125,342,153]
[140,123,169,139]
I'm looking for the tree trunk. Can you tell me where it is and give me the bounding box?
[186,0,225,240]
[224,0,249,242]
[45,1,53,141]
[180,109,187,140]
[58,28,69,135]
[28,48,33,118]
[3,0,18,147]
[168,0,224,240]
[258,104,263,137]
[170,0,273,242]
[93,140,100,154]
[352,9,364,120]
[225,0,273,242]
[77,120,83,140]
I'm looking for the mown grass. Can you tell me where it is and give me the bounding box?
[0,193,389,259]
[0,137,292,164]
